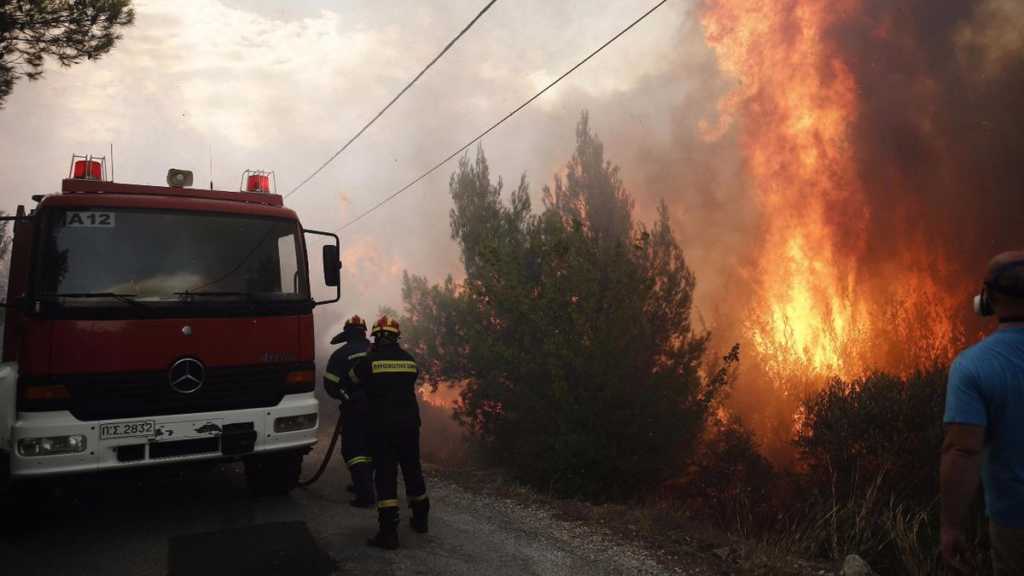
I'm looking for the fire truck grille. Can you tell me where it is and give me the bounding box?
[40,363,310,421]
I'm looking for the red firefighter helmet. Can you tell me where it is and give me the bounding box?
[371,316,401,338]
[344,315,367,331]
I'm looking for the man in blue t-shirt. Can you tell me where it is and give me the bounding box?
[942,251,1024,575]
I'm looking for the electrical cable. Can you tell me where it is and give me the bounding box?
[285,0,500,199]
[337,0,670,232]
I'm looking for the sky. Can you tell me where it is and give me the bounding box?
[0,0,717,357]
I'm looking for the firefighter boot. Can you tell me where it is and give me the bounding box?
[367,507,399,550]
[410,497,430,534]
[349,462,375,508]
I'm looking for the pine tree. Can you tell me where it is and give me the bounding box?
[0,0,135,107]
[402,113,738,500]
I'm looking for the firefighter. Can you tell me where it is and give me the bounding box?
[323,315,375,508]
[350,316,429,550]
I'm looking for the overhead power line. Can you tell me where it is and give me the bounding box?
[285,0,500,199]
[338,0,670,232]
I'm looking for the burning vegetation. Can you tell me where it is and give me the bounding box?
[694,0,1024,449]
[702,0,962,384]
[398,0,1021,572]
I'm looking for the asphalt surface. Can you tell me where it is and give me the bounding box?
[0,410,693,576]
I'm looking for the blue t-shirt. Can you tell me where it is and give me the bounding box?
[944,326,1024,528]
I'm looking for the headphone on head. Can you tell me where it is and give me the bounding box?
[974,259,1024,317]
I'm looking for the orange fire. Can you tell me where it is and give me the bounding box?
[700,0,963,386]
[419,383,461,409]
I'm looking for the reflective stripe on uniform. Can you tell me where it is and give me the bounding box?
[409,493,428,502]
[324,372,341,383]
[348,368,360,383]
[346,456,372,466]
[371,360,418,374]
[377,499,400,509]
[347,352,367,361]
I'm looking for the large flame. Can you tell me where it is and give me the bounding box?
[700,0,963,386]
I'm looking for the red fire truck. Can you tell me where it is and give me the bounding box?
[0,156,340,495]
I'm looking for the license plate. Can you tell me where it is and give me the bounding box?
[100,420,155,440]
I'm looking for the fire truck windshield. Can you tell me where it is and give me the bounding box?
[37,208,309,302]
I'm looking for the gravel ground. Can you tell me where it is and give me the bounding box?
[379,471,707,576]
[305,410,713,576]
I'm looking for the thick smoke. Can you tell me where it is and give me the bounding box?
[832,0,1024,337]
[543,10,760,343]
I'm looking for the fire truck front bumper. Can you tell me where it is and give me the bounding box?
[8,393,319,478]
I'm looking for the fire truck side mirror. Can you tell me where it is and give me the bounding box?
[303,228,341,305]
[323,245,341,287]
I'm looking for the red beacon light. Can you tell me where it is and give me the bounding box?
[247,174,270,192]
[73,161,101,179]
[68,154,107,181]
[241,169,275,194]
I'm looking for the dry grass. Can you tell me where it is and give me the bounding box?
[758,469,991,576]
[885,500,942,576]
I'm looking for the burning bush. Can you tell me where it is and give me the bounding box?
[795,369,947,505]
[672,367,988,575]
[780,367,990,575]
[418,395,476,468]
[671,417,779,537]
[401,113,735,500]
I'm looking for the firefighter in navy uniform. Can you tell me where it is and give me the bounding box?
[350,316,429,550]
[323,315,375,508]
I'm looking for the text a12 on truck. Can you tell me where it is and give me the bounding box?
[0,155,342,495]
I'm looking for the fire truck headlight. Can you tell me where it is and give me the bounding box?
[273,413,318,433]
[17,435,88,457]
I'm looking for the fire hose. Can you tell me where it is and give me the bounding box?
[298,410,344,487]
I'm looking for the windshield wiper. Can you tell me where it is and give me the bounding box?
[175,290,254,300]
[51,292,153,313]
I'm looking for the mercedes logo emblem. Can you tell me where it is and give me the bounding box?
[169,357,205,394]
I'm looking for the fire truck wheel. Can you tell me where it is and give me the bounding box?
[243,451,303,496]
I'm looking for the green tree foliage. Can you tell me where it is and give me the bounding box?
[401,113,737,500]
[0,0,135,107]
